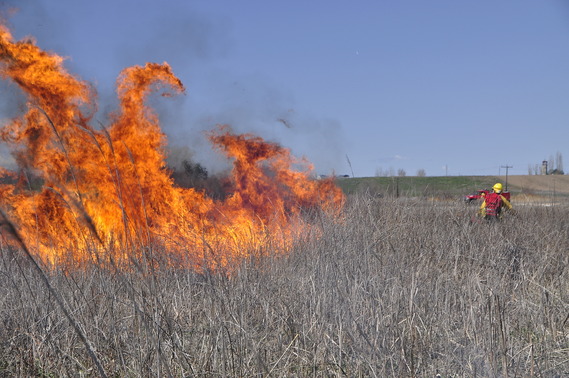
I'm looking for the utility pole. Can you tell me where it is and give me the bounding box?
[501,165,513,191]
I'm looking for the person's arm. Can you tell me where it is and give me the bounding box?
[479,199,487,216]
[501,195,513,210]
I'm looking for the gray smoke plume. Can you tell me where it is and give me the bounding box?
[0,0,346,177]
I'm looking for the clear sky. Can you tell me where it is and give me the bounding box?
[1,0,569,177]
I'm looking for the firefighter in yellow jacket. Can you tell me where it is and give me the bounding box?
[479,183,513,220]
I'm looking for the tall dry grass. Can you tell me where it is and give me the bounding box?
[0,195,568,376]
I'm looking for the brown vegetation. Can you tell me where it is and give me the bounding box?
[506,175,569,197]
[1,195,568,376]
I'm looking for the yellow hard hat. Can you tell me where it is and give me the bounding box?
[493,183,503,193]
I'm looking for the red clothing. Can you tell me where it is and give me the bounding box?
[484,192,502,216]
[480,191,513,218]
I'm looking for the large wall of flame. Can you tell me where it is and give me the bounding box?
[0,24,344,269]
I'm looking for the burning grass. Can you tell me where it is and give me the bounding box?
[1,196,568,376]
[0,23,344,269]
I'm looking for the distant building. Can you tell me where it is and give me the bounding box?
[541,160,548,175]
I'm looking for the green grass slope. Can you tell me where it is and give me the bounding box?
[334,175,525,198]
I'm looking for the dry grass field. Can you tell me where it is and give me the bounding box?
[1,194,568,377]
[507,175,569,197]
[1,17,567,377]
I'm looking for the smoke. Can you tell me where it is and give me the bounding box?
[165,144,195,172]
[0,0,346,177]
[169,70,346,176]
[112,9,231,72]
[0,81,23,169]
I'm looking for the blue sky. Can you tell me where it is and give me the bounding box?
[1,0,569,177]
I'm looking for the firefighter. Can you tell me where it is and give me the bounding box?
[479,183,512,220]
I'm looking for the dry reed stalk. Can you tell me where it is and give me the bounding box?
[0,209,107,377]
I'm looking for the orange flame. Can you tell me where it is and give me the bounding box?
[0,24,344,270]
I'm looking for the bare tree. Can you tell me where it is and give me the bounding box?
[416,168,426,177]
[556,151,564,173]
[397,168,406,177]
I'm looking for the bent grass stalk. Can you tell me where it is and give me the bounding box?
[0,209,107,378]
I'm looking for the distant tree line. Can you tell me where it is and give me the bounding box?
[375,167,427,177]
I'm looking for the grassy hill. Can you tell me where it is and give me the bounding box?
[335,176,500,198]
[334,175,569,199]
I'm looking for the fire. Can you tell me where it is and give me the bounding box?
[0,24,344,270]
